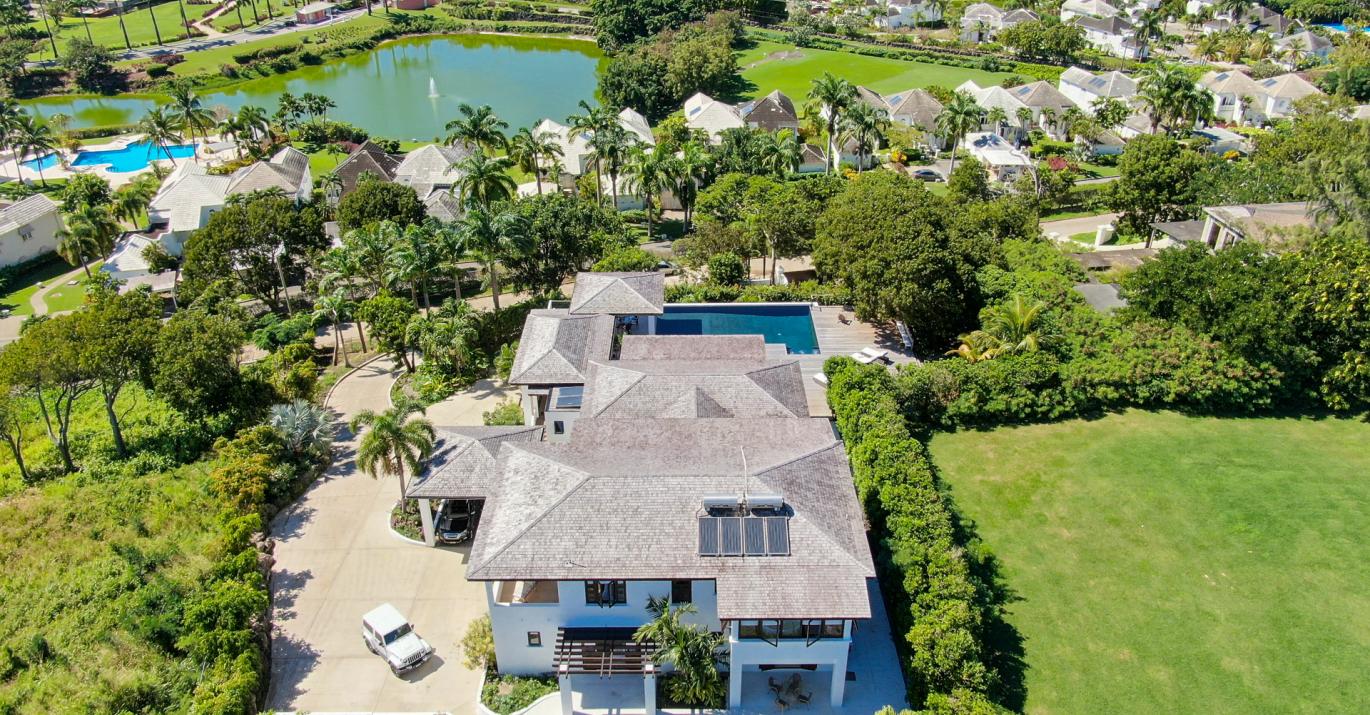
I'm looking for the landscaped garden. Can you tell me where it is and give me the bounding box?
[929,411,1370,714]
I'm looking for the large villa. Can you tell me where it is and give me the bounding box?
[402,273,900,713]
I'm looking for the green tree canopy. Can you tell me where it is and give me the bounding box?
[335,179,425,233]
[180,194,327,308]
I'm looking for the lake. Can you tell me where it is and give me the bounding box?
[23,34,605,140]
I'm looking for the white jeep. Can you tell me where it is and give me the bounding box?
[362,603,434,675]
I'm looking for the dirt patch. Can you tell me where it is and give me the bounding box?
[745,49,805,69]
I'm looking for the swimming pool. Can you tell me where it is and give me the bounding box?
[1320,22,1367,32]
[656,303,820,354]
[71,139,196,173]
[20,152,59,171]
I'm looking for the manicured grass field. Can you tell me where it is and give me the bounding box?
[0,256,79,317]
[41,264,101,313]
[737,39,1015,103]
[927,410,1370,714]
[27,1,214,60]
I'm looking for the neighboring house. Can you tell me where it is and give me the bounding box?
[294,0,336,23]
[394,143,473,201]
[876,0,943,28]
[1247,5,1297,36]
[1254,72,1323,118]
[1007,81,1078,138]
[1275,30,1333,65]
[1193,126,1251,155]
[1060,0,1119,21]
[957,81,1033,142]
[535,108,655,178]
[798,144,828,173]
[329,140,402,203]
[0,195,60,269]
[100,234,176,294]
[738,90,800,133]
[1075,127,1126,156]
[963,132,1032,182]
[882,88,944,145]
[1199,69,1266,123]
[404,283,877,712]
[685,92,746,142]
[961,3,1035,41]
[146,162,233,255]
[1073,15,1145,59]
[225,146,313,202]
[423,190,463,223]
[1058,66,1137,112]
[1150,201,1316,249]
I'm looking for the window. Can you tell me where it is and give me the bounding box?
[584,580,627,606]
[553,421,565,435]
[671,580,693,604]
[527,631,542,647]
[736,619,845,644]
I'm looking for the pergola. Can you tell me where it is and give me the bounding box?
[553,627,659,715]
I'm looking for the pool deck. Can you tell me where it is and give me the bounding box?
[796,304,921,417]
[2,133,237,187]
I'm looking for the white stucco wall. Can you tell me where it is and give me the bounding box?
[0,211,60,268]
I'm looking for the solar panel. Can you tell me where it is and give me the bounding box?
[698,517,719,556]
[744,517,767,556]
[720,517,743,556]
[766,517,790,556]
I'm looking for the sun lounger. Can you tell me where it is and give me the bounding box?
[852,347,891,364]
[895,320,915,351]
[812,372,829,387]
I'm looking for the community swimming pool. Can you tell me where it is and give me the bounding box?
[656,303,820,354]
[21,139,197,173]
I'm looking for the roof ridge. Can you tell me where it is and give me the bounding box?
[588,364,646,417]
[467,446,593,577]
[744,362,804,416]
[753,442,873,573]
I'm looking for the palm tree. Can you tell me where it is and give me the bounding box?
[842,102,888,172]
[508,126,561,195]
[622,146,673,241]
[321,171,344,204]
[936,91,984,177]
[112,174,157,228]
[1131,10,1165,59]
[236,105,272,149]
[458,205,530,311]
[69,0,95,43]
[1014,106,1034,142]
[1248,31,1273,61]
[168,81,212,155]
[949,294,1052,360]
[757,130,802,179]
[590,123,631,209]
[173,0,193,40]
[453,151,517,209]
[986,106,1008,136]
[0,99,22,177]
[1136,63,1190,134]
[633,596,727,706]
[145,0,164,45]
[216,113,245,158]
[56,203,120,279]
[676,140,712,232]
[435,221,469,300]
[276,91,305,132]
[313,290,355,367]
[1195,32,1222,61]
[444,103,509,153]
[1217,0,1248,23]
[386,223,438,311]
[14,115,55,186]
[566,100,616,205]
[807,72,857,173]
[138,106,184,167]
[350,400,436,506]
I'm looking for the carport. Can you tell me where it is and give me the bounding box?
[405,425,543,547]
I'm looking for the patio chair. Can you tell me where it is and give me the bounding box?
[852,347,891,365]
[896,320,915,351]
[785,673,802,693]
[838,313,852,325]
[769,676,783,695]
[812,372,829,387]
[796,691,812,705]
[776,696,790,712]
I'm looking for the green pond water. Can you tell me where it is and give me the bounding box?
[23,34,605,140]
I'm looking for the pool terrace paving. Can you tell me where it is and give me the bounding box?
[797,305,920,417]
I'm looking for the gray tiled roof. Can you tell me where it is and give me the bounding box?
[0,194,58,233]
[618,335,767,361]
[395,143,473,191]
[334,140,401,195]
[740,90,799,132]
[406,425,543,499]
[569,272,664,315]
[423,190,462,223]
[466,417,874,618]
[506,309,615,385]
[884,88,943,131]
[581,359,809,419]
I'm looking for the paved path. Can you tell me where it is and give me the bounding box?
[267,357,488,713]
[1041,212,1120,243]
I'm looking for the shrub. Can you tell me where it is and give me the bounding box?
[495,341,518,382]
[482,675,558,714]
[461,614,496,670]
[706,252,746,286]
[593,245,658,272]
[482,400,524,426]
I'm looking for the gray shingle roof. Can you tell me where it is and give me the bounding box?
[739,90,799,132]
[618,335,767,361]
[507,309,615,385]
[569,272,664,315]
[466,417,874,619]
[395,143,473,193]
[334,140,401,195]
[581,359,808,419]
[406,425,543,499]
[883,88,943,131]
[0,194,58,233]
[423,190,462,223]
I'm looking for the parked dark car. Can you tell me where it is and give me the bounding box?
[911,169,944,182]
[435,499,480,545]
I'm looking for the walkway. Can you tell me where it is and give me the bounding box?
[267,357,488,713]
[1041,212,1119,242]
[0,263,89,344]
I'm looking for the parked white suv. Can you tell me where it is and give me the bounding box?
[362,603,434,675]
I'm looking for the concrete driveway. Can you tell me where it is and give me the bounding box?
[267,358,490,713]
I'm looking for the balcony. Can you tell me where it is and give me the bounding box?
[495,580,560,605]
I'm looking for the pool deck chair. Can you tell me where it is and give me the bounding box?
[896,320,915,351]
[852,347,891,364]
[812,372,830,387]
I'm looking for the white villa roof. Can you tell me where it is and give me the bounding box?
[394,144,472,193]
[883,88,942,130]
[102,234,157,274]
[149,162,230,232]
[617,107,656,145]
[966,132,1030,166]
[959,81,1030,115]
[0,194,58,233]
[568,271,664,315]
[226,146,310,196]
[1200,70,1263,96]
[1257,73,1322,100]
[684,92,745,138]
[1276,30,1332,53]
[1204,201,1317,241]
[1059,66,1136,97]
[1062,0,1118,17]
[1008,81,1077,110]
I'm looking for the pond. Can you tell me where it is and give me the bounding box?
[23,34,605,140]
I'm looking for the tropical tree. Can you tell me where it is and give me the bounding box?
[216,113,246,159]
[1132,10,1166,59]
[622,145,674,241]
[1217,0,1249,22]
[566,100,617,205]
[236,105,272,153]
[458,205,531,311]
[978,294,1053,356]
[986,106,1008,135]
[589,122,632,209]
[269,398,338,462]
[112,174,158,228]
[633,596,727,706]
[676,140,712,232]
[807,72,857,172]
[56,203,120,278]
[407,298,479,376]
[0,99,22,177]
[168,80,213,153]
[386,223,439,311]
[444,103,509,152]
[508,126,562,195]
[300,92,335,121]
[756,129,802,179]
[138,106,184,166]
[312,290,355,367]
[14,114,55,186]
[69,0,96,43]
[144,0,164,45]
[350,400,437,506]
[936,91,984,177]
[1091,96,1130,131]
[453,151,517,209]
[842,102,888,172]
[1136,64,1212,134]
[434,221,470,300]
[1249,31,1274,61]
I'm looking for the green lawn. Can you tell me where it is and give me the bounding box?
[0,256,79,317]
[28,1,215,61]
[737,39,1015,103]
[928,411,1370,715]
[41,263,101,313]
[155,12,394,77]
[210,0,289,32]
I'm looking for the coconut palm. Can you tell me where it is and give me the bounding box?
[445,103,509,153]
[144,0,164,45]
[986,106,1008,136]
[112,174,158,228]
[386,223,439,311]
[1132,10,1166,59]
[269,399,337,461]
[56,203,120,279]
[622,146,674,241]
[566,100,617,205]
[589,123,631,209]
[950,294,1053,360]
[216,113,246,158]
[167,81,213,154]
[434,220,470,300]
[807,72,857,173]
[508,126,561,194]
[406,299,479,376]
[936,91,984,177]
[842,102,888,172]
[757,130,802,179]
[68,0,96,43]
[350,400,436,506]
[458,205,530,311]
[633,596,727,706]
[1217,0,1248,22]
[14,114,55,186]
[1248,31,1274,61]
[1136,63,1196,133]
[676,140,712,232]
[0,100,22,177]
[1195,32,1222,61]
[138,106,184,167]
[453,150,517,209]
[236,105,272,151]
[312,291,355,367]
